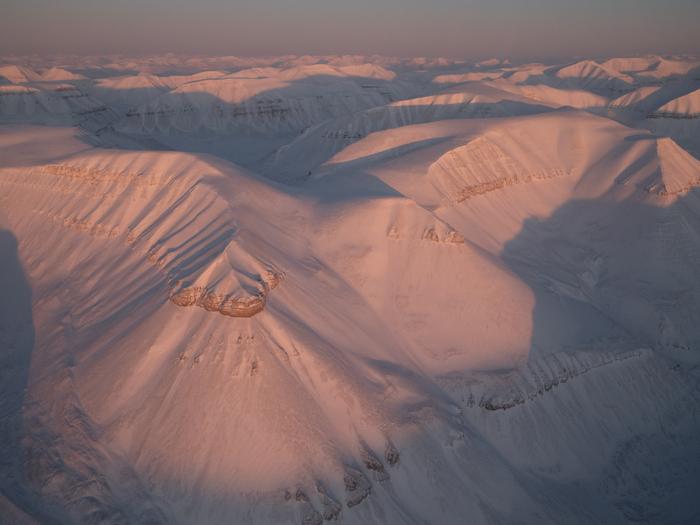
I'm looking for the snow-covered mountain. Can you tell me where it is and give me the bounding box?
[654,88,700,117]
[1,53,699,525]
[115,67,420,136]
[0,83,118,133]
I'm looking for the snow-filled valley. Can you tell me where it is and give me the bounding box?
[1,53,700,525]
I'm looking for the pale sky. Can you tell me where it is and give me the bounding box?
[1,0,699,58]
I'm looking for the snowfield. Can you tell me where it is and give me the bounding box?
[1,53,700,525]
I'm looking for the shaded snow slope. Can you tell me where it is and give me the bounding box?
[88,71,229,112]
[655,88,700,117]
[115,68,419,137]
[614,137,700,195]
[0,84,118,133]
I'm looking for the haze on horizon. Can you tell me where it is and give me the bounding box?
[2,0,699,59]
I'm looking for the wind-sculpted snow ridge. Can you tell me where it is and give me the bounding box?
[608,85,664,111]
[428,136,573,203]
[600,56,700,82]
[645,118,700,159]
[0,64,43,84]
[491,80,609,109]
[40,67,86,82]
[604,83,700,155]
[445,348,651,411]
[615,137,700,196]
[550,60,635,95]
[652,88,700,117]
[605,77,700,118]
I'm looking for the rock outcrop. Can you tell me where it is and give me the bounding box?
[169,271,281,318]
[343,468,372,508]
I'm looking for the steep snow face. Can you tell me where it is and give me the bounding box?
[89,71,229,112]
[549,60,634,95]
[432,71,504,84]
[489,80,609,108]
[597,56,700,82]
[500,63,549,84]
[637,58,700,81]
[655,88,700,117]
[599,56,662,75]
[608,85,664,110]
[313,111,617,204]
[0,84,117,132]
[40,67,86,82]
[614,137,700,195]
[643,89,700,157]
[426,134,572,204]
[89,73,174,111]
[335,63,397,81]
[604,82,700,156]
[1,54,700,525]
[265,83,560,181]
[0,65,43,84]
[119,79,389,133]
[115,67,419,137]
[480,60,636,98]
